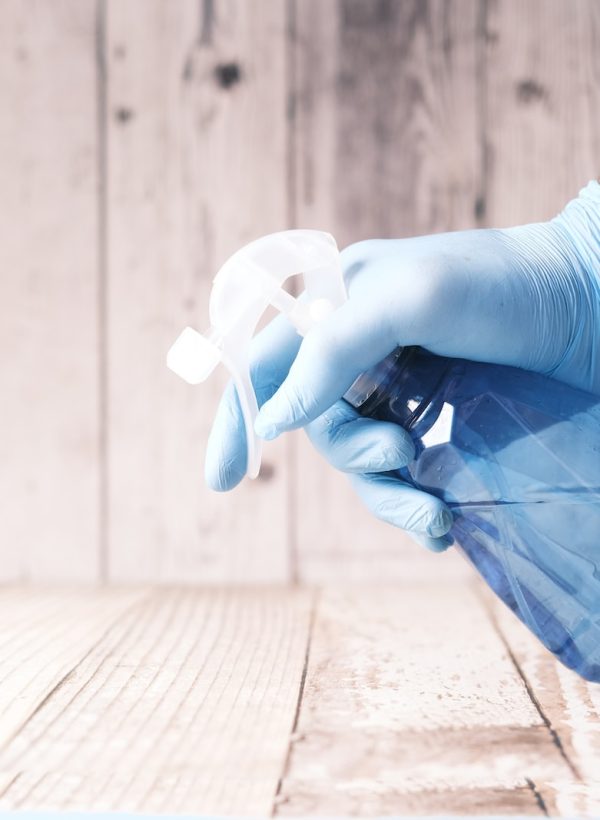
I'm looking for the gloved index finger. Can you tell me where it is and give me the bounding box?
[305,399,415,473]
[205,314,301,491]
[254,296,399,438]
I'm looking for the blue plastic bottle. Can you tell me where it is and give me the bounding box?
[345,347,600,681]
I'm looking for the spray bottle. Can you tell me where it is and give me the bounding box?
[167,230,600,682]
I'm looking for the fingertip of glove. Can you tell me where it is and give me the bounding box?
[341,421,415,473]
[425,508,454,538]
[204,467,226,493]
[204,457,245,493]
[381,438,415,469]
[254,415,279,441]
[429,532,454,552]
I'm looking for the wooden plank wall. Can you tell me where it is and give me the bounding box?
[0,0,101,581]
[0,0,598,582]
[292,0,482,582]
[105,1,292,583]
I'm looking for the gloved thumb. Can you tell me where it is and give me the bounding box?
[254,298,398,438]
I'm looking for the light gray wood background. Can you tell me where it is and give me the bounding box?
[1,0,598,582]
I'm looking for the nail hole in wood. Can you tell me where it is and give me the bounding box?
[474,195,486,220]
[214,62,242,90]
[114,107,134,125]
[258,462,275,481]
[516,79,546,105]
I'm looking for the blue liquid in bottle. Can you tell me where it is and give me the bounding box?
[346,347,600,681]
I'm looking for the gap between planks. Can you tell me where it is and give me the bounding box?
[478,582,582,784]
[274,583,585,816]
[272,586,318,812]
[484,583,600,817]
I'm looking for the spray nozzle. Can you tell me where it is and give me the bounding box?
[167,230,346,480]
[166,328,223,385]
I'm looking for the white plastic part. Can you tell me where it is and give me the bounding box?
[167,230,347,479]
[166,328,223,385]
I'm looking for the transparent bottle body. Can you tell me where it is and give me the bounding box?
[347,347,600,681]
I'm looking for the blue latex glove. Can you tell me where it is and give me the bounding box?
[206,181,600,551]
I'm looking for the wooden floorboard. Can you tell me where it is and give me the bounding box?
[489,592,600,817]
[275,585,577,816]
[104,0,293,584]
[0,585,597,816]
[0,587,148,750]
[0,587,312,816]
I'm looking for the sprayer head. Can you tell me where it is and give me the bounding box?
[167,230,346,481]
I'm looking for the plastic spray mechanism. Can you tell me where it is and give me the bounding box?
[168,230,600,683]
[166,231,346,478]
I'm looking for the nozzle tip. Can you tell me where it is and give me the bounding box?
[167,327,222,384]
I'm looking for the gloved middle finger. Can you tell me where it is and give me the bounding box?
[306,400,415,473]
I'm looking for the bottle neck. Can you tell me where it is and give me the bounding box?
[345,346,454,432]
[343,347,405,408]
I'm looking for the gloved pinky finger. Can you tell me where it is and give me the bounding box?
[410,531,455,554]
[349,472,454,552]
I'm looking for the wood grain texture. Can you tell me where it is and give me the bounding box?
[489,593,600,816]
[0,587,312,816]
[0,585,597,815]
[0,0,101,580]
[291,0,481,583]
[483,0,600,226]
[276,584,575,815]
[105,0,292,582]
[0,587,147,750]
[2,0,600,586]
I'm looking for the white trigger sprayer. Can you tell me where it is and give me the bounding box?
[166,230,347,479]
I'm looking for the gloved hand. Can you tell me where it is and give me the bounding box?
[205,181,600,551]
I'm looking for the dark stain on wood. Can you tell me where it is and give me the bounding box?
[199,0,215,46]
[475,0,491,228]
[474,194,486,220]
[214,62,242,89]
[181,0,215,83]
[516,78,547,104]
[341,0,411,29]
[258,462,275,482]
[182,54,194,83]
[114,107,134,124]
[333,0,433,239]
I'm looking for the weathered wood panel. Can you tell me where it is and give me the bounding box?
[1,0,599,583]
[489,594,600,817]
[0,0,101,579]
[0,585,597,814]
[105,0,292,581]
[0,587,312,816]
[484,0,600,226]
[291,0,481,582]
[0,587,147,750]
[276,584,576,815]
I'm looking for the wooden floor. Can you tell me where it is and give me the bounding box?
[0,583,599,816]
